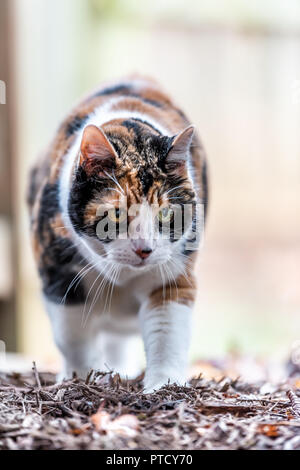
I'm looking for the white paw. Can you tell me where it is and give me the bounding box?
[143,374,187,394]
[56,371,67,383]
[57,367,90,382]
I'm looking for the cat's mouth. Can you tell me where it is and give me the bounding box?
[124,258,152,268]
[107,255,152,269]
[116,256,170,270]
[111,255,163,270]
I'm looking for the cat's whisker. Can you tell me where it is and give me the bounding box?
[162,262,171,301]
[103,170,125,196]
[164,185,185,196]
[106,264,120,314]
[102,187,123,197]
[61,261,93,305]
[106,264,120,312]
[81,272,103,328]
[73,259,106,293]
[87,271,110,317]
[164,261,179,303]
[168,262,179,302]
[81,262,113,327]
[169,257,193,288]
[89,261,118,319]
[159,264,166,306]
[101,264,118,314]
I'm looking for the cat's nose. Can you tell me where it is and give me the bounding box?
[134,248,153,260]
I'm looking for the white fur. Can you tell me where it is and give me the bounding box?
[139,301,192,393]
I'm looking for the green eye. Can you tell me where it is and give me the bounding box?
[158,207,174,223]
[108,208,126,223]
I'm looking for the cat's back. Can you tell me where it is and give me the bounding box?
[28,76,207,215]
[49,76,194,170]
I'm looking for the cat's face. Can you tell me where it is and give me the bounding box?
[69,120,198,269]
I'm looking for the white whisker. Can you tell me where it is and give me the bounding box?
[102,187,123,197]
[106,265,120,314]
[61,261,93,306]
[81,262,113,327]
[169,257,193,288]
[159,264,166,305]
[104,170,124,195]
[164,185,185,196]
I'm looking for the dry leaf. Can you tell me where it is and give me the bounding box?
[294,379,300,389]
[90,410,111,432]
[195,425,210,436]
[69,423,91,435]
[91,409,139,437]
[189,361,225,381]
[109,414,140,437]
[257,424,279,437]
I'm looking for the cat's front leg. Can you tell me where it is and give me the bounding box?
[45,300,103,380]
[139,297,193,394]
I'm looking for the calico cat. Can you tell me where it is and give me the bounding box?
[28,77,208,393]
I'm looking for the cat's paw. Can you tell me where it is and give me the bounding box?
[143,374,187,394]
[56,367,90,382]
[56,371,66,383]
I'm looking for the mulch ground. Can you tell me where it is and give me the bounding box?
[0,363,300,450]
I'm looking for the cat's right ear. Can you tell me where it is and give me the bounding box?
[79,125,117,176]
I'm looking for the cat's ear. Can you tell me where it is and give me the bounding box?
[80,125,117,176]
[165,125,195,175]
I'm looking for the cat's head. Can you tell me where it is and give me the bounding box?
[68,119,199,269]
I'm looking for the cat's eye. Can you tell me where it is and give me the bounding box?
[158,207,174,223]
[108,208,127,223]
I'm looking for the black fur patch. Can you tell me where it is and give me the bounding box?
[65,115,88,137]
[95,84,132,97]
[140,98,164,108]
[37,182,60,241]
[181,214,198,255]
[27,166,39,208]
[123,117,163,136]
[201,160,209,218]
[152,135,174,168]
[138,168,154,195]
[40,237,86,304]
[69,168,127,242]
[37,182,86,304]
[94,85,165,109]
[68,167,100,233]
[68,166,115,239]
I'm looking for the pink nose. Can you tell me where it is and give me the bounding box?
[135,248,152,260]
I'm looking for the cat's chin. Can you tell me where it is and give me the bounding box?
[113,259,170,271]
[121,261,155,271]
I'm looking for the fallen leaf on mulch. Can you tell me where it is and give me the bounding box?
[69,423,91,435]
[257,424,279,438]
[91,409,139,437]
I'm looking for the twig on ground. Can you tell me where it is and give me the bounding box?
[287,390,300,418]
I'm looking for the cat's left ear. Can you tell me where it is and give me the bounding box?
[165,125,195,175]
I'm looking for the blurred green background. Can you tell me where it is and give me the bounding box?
[0,0,300,371]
